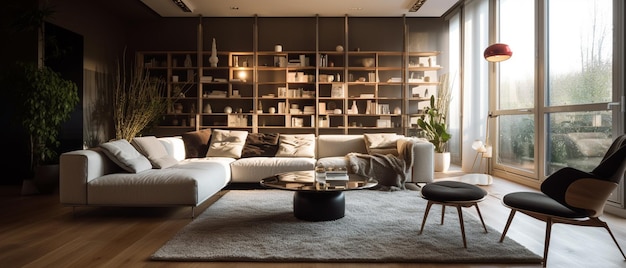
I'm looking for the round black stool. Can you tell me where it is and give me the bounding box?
[419,180,488,248]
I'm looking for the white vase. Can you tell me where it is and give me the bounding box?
[351,100,359,114]
[434,152,451,172]
[209,38,219,67]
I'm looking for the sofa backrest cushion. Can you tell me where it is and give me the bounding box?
[241,132,280,158]
[206,129,249,158]
[181,129,212,158]
[158,137,186,161]
[131,136,179,169]
[363,133,400,156]
[275,134,316,158]
[99,139,152,173]
[317,135,368,158]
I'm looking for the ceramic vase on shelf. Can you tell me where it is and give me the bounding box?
[351,100,359,114]
[209,38,219,67]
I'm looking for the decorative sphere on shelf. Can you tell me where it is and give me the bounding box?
[362,58,375,67]
[336,45,344,52]
[224,106,232,114]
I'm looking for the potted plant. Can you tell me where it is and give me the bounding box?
[6,62,79,193]
[417,74,452,172]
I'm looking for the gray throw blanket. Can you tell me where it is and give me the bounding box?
[345,142,414,191]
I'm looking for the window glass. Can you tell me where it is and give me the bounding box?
[498,0,535,110]
[546,111,613,174]
[547,0,613,106]
[497,114,535,171]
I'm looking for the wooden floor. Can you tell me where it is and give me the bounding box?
[2,170,626,268]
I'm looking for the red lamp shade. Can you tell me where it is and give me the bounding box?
[483,43,512,62]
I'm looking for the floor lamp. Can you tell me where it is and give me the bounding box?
[461,43,512,186]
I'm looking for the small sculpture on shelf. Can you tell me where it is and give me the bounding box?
[184,54,192,67]
[209,38,219,67]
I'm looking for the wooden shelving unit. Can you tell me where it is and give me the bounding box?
[137,17,443,137]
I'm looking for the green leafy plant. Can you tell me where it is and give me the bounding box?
[7,62,79,172]
[417,73,452,153]
[417,95,451,153]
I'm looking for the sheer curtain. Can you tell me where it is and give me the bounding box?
[460,0,490,172]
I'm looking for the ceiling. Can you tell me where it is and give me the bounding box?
[139,0,460,18]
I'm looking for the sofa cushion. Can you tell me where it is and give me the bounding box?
[241,133,280,158]
[206,129,248,158]
[182,129,212,158]
[131,136,179,169]
[316,156,348,170]
[99,139,152,173]
[316,135,368,158]
[230,157,317,182]
[275,134,316,157]
[364,133,400,156]
[87,161,231,206]
[158,137,186,161]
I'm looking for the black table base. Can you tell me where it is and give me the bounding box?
[293,191,345,221]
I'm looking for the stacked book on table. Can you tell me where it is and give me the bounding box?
[325,170,348,181]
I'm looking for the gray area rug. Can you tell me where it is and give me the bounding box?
[152,189,542,263]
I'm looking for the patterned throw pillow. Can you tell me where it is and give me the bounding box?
[275,134,316,158]
[206,129,249,158]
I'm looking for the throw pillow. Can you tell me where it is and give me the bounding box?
[241,133,280,158]
[181,129,212,158]
[131,136,179,169]
[364,133,400,156]
[275,134,316,158]
[99,139,152,173]
[206,129,249,158]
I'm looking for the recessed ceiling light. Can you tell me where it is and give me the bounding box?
[172,0,194,12]
[230,6,239,10]
[409,0,427,12]
[349,7,363,11]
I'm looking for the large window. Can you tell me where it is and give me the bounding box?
[494,0,618,182]
[545,0,614,176]
[495,0,536,175]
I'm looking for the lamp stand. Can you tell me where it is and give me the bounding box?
[461,115,493,185]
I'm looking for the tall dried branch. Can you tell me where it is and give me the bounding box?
[113,53,166,141]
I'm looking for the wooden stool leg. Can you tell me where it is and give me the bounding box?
[473,203,488,233]
[419,201,433,234]
[456,205,467,248]
[440,204,446,224]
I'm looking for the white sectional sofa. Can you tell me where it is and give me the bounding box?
[59,132,434,217]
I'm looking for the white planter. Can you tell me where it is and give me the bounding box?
[434,152,450,172]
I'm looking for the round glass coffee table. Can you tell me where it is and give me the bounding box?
[260,170,377,221]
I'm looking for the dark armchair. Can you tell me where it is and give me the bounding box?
[498,134,626,267]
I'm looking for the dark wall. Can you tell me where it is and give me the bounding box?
[126,16,448,54]
[0,1,39,184]
[45,22,84,155]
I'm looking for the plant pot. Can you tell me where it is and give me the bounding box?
[434,152,450,172]
[22,164,60,195]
